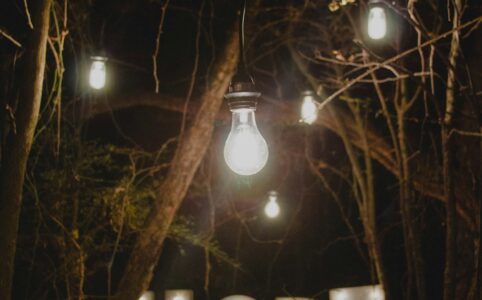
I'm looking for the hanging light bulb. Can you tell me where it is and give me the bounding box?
[89,56,107,89]
[300,90,318,124]
[223,0,268,176]
[224,88,268,176]
[264,191,280,218]
[367,1,387,40]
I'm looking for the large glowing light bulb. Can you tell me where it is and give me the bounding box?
[224,108,268,176]
[89,56,107,89]
[300,91,318,124]
[368,6,387,40]
[264,191,280,218]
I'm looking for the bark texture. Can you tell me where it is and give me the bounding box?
[0,0,52,298]
[442,0,462,299]
[113,28,239,300]
[398,80,426,300]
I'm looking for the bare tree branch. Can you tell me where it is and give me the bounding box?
[318,16,482,112]
[0,28,22,48]
[0,0,53,298]
[152,0,170,93]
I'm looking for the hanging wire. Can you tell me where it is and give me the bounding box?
[236,0,251,81]
[239,0,247,65]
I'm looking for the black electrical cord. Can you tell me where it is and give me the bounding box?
[239,0,247,67]
[234,0,252,83]
[225,0,260,106]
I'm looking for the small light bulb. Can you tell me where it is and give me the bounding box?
[368,6,387,40]
[89,57,107,89]
[264,191,280,218]
[224,108,269,176]
[173,295,185,300]
[300,91,318,124]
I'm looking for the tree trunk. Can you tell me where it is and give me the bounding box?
[0,0,52,299]
[113,28,239,300]
[442,0,462,299]
[329,106,392,299]
[398,79,426,300]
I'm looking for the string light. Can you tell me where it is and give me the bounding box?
[367,0,387,40]
[89,56,107,90]
[224,0,268,176]
[300,90,318,124]
[264,191,280,218]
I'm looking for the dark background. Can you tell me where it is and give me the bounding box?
[2,0,480,299]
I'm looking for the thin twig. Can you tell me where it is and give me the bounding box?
[0,29,22,48]
[318,16,482,112]
[152,0,171,93]
[23,0,34,29]
[179,0,204,141]
[449,129,482,138]
[442,1,463,299]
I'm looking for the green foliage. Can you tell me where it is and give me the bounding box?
[169,217,241,270]
[18,126,238,299]
[18,127,164,298]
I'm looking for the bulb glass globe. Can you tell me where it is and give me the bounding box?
[224,108,268,176]
[264,191,280,218]
[89,58,106,89]
[368,6,387,40]
[300,93,318,124]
